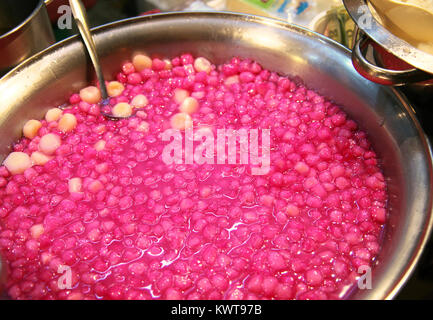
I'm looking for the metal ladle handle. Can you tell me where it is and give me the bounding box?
[69,0,108,100]
[351,31,433,86]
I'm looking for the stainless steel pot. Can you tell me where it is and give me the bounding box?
[0,0,55,76]
[0,12,432,300]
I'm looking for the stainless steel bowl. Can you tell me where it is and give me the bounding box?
[0,12,432,299]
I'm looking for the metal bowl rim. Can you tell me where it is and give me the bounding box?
[1,11,433,300]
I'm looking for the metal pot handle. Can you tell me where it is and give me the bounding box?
[351,32,433,86]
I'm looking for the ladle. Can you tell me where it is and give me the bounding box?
[69,0,133,120]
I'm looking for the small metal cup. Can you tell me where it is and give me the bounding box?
[0,0,56,76]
